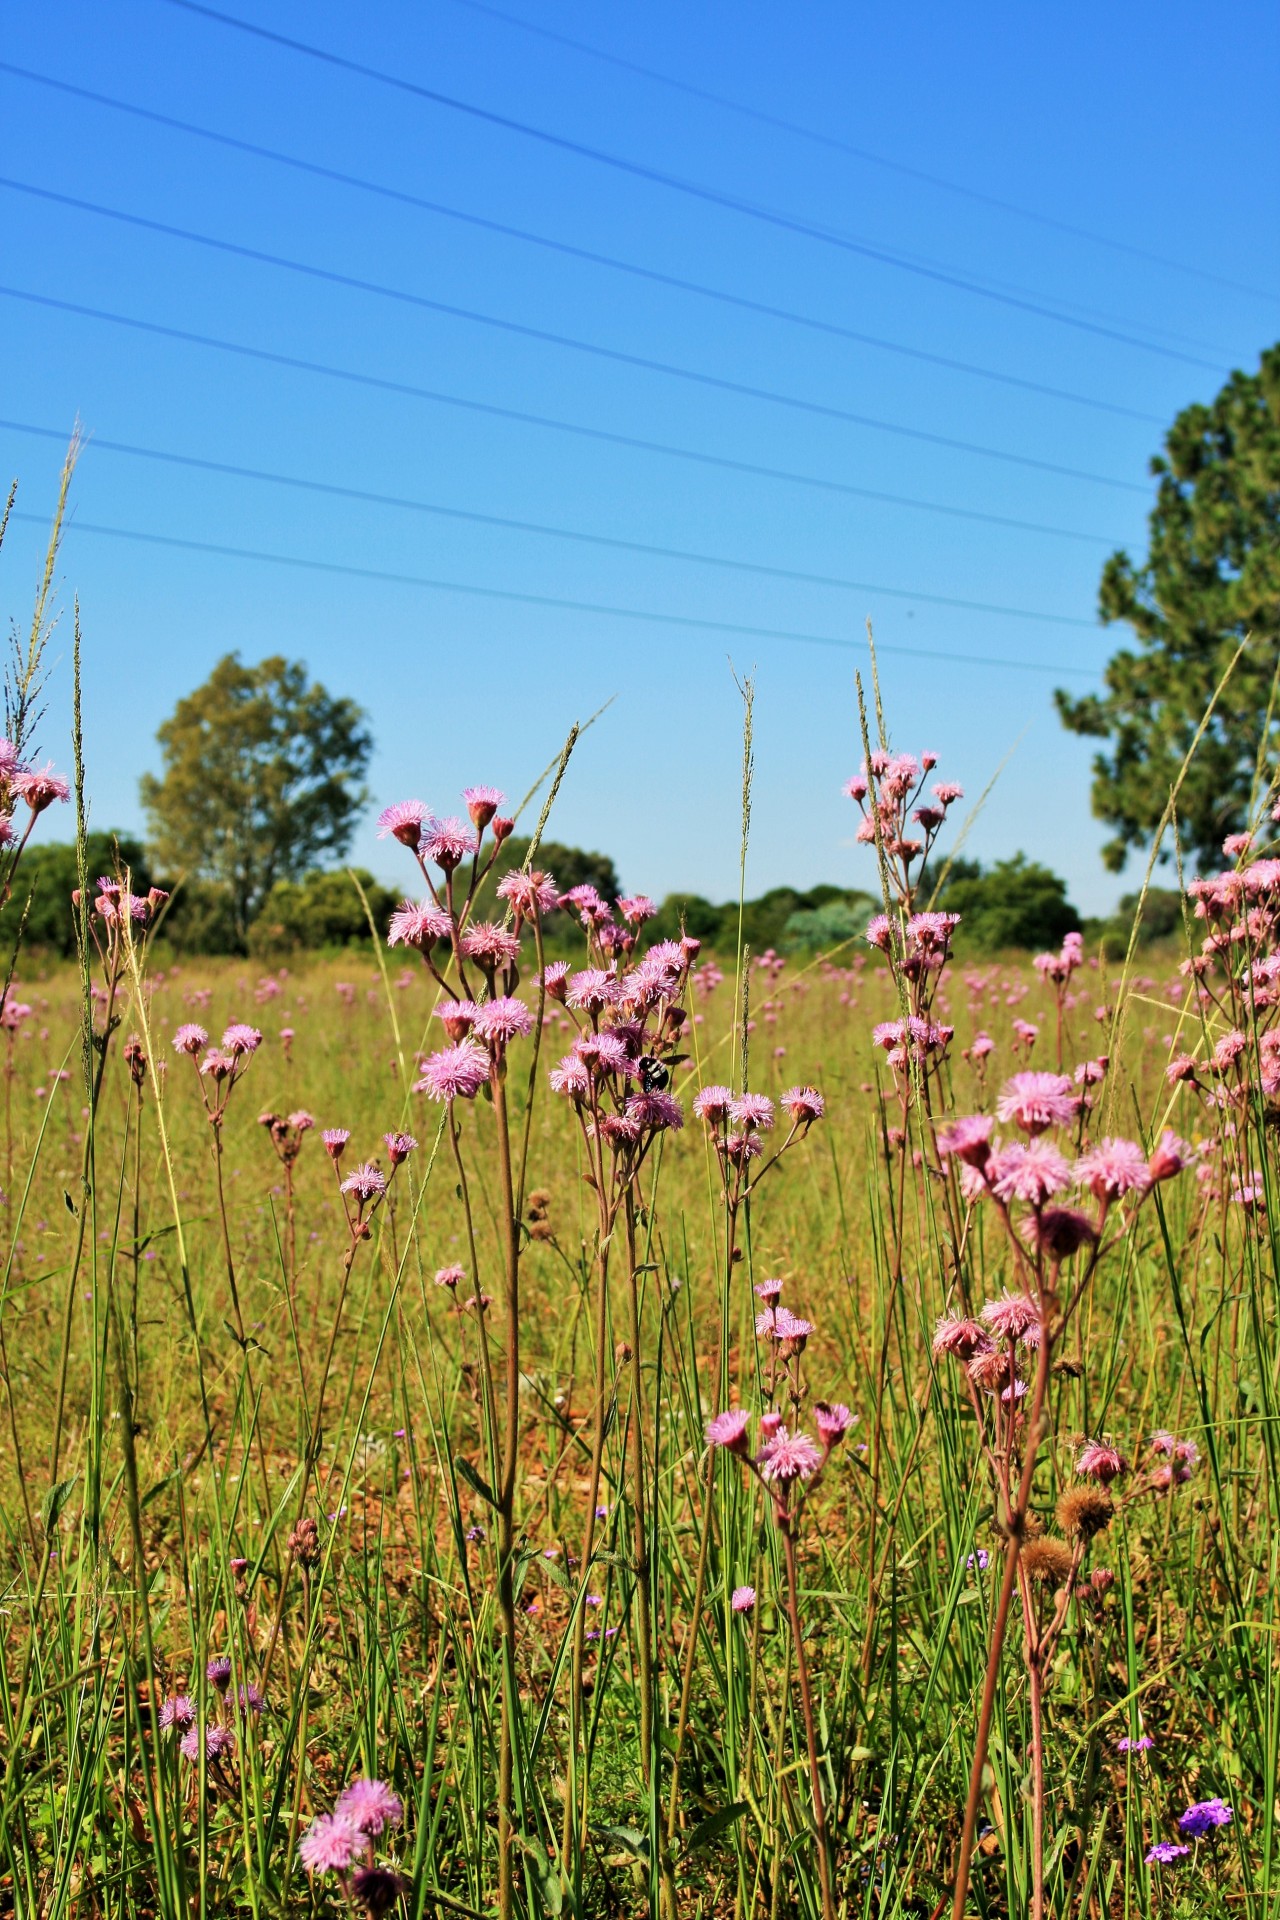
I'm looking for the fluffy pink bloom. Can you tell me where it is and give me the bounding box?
[625,1091,684,1131]
[814,1402,855,1447]
[460,922,521,967]
[758,1427,822,1484]
[1165,1052,1199,1085]
[693,1085,735,1124]
[937,1114,994,1167]
[421,815,477,871]
[1077,1441,1128,1484]
[497,869,559,918]
[780,1085,824,1123]
[222,1023,262,1057]
[289,1110,315,1132]
[932,781,963,805]
[334,1776,403,1836]
[540,959,572,1000]
[414,1041,490,1101]
[1212,1029,1248,1074]
[322,1127,350,1159]
[434,1264,464,1288]
[969,1031,994,1059]
[1148,1130,1193,1182]
[754,1277,784,1303]
[932,1315,991,1361]
[383,1132,417,1165]
[706,1409,751,1454]
[471,997,533,1045]
[462,785,505,830]
[731,1092,775,1132]
[1075,1137,1151,1200]
[200,1049,235,1081]
[995,1071,1077,1135]
[574,1032,632,1077]
[388,900,453,949]
[617,894,657,926]
[988,1139,1071,1205]
[548,1055,590,1099]
[298,1811,365,1873]
[377,799,430,848]
[865,913,893,951]
[341,1163,387,1202]
[172,1023,208,1056]
[755,1306,814,1349]
[565,968,621,1013]
[731,1585,756,1613]
[723,1130,763,1165]
[432,999,478,1040]
[12,762,69,812]
[981,1292,1041,1343]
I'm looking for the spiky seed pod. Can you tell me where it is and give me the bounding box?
[1022,1537,1075,1586]
[1057,1485,1114,1540]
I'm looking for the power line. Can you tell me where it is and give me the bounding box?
[0,284,1142,537]
[0,177,1151,497]
[6,508,1101,669]
[447,0,1280,307]
[156,0,1228,372]
[0,61,1167,430]
[0,421,1120,612]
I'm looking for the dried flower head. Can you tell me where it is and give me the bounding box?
[1022,1537,1075,1587]
[1056,1485,1114,1540]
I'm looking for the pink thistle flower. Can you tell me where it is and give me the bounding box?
[814,1402,855,1447]
[843,772,869,801]
[995,1070,1077,1135]
[12,762,69,813]
[865,914,893,951]
[731,1585,756,1614]
[432,999,478,1041]
[462,785,505,830]
[969,1031,995,1059]
[574,1032,632,1077]
[341,1163,387,1202]
[471,997,534,1046]
[758,1427,822,1484]
[383,1132,417,1166]
[158,1693,195,1730]
[434,1264,464,1289]
[1075,1137,1151,1200]
[1077,1441,1128,1484]
[1149,1130,1194,1181]
[460,922,521,968]
[723,1130,763,1165]
[289,1110,315,1131]
[539,959,572,1000]
[693,1084,735,1124]
[200,1049,235,1081]
[1165,1052,1199,1085]
[565,968,621,1013]
[967,1347,1015,1395]
[731,1092,775,1132]
[625,1091,684,1131]
[222,1023,262,1057]
[298,1811,365,1873]
[1212,1029,1248,1074]
[1074,1056,1109,1087]
[334,1776,403,1836]
[560,883,612,927]
[617,894,657,926]
[706,1409,751,1454]
[548,1055,590,1100]
[754,1278,784,1303]
[780,1085,824,1124]
[180,1722,236,1763]
[497,869,559,918]
[981,1292,1041,1343]
[597,1114,642,1149]
[988,1139,1071,1205]
[414,1040,490,1102]
[421,816,477,871]
[377,799,430,848]
[932,1315,991,1361]
[932,781,963,805]
[937,1113,994,1167]
[172,1023,208,1056]
[755,1306,814,1349]
[388,900,453,950]
[322,1128,350,1160]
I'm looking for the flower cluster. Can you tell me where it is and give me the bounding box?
[299,1777,409,1914]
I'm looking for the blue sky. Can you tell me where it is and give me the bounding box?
[2,0,1277,914]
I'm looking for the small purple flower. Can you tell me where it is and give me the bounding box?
[237,1683,265,1716]
[222,1023,262,1057]
[706,1409,751,1455]
[158,1693,195,1731]
[335,1775,403,1836]
[172,1022,209,1056]
[731,1585,756,1614]
[1178,1797,1233,1837]
[1117,1735,1153,1753]
[341,1163,388,1203]
[966,1549,990,1573]
[298,1810,365,1872]
[1145,1841,1190,1864]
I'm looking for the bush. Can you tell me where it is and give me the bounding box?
[939,853,1080,952]
[248,868,398,956]
[783,895,879,952]
[0,832,152,958]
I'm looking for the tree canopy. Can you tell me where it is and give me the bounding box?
[140,654,372,938]
[1056,343,1280,873]
[937,854,1080,953]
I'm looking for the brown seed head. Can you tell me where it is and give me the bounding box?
[1022,1537,1075,1586]
[1056,1485,1114,1540]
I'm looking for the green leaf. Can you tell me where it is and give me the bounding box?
[683,1801,749,1854]
[602,1824,649,1861]
[453,1454,497,1509]
[41,1475,77,1536]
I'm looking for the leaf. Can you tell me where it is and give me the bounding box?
[41,1474,77,1536]
[515,1837,567,1915]
[454,1455,497,1509]
[601,1824,649,1861]
[683,1800,748,1854]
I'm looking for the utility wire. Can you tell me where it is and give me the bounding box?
[447,0,1279,307]
[6,508,1101,668]
[0,62,1168,430]
[0,177,1151,497]
[156,0,1228,373]
[0,421,1121,610]
[0,284,1144,537]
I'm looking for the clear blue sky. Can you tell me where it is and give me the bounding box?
[2,0,1277,914]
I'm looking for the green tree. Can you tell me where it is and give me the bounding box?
[0,832,151,957]
[939,854,1080,952]
[250,867,397,955]
[1056,343,1280,871]
[140,654,372,938]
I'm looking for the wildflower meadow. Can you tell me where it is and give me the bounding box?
[1,514,1277,1920]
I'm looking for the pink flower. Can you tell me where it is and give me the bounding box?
[969,1031,994,1059]
[434,1264,464,1288]
[936,1114,994,1167]
[565,968,621,1013]
[383,1132,416,1165]
[497,869,559,919]
[617,894,657,926]
[731,1585,756,1614]
[222,1023,262,1057]
[995,1071,1077,1135]
[322,1128,350,1159]
[814,1402,855,1447]
[1077,1441,1128,1484]
[414,1041,490,1101]
[574,1032,632,1077]
[755,1306,814,1350]
[548,1055,590,1100]
[1148,1130,1193,1182]
[341,1163,387,1202]
[981,1292,1041,1343]
[780,1085,824,1124]
[199,1049,235,1081]
[625,1091,684,1131]
[731,1093,775,1132]
[298,1811,365,1873]
[758,1427,822,1484]
[1165,1052,1199,1085]
[462,785,505,830]
[460,922,521,968]
[334,1775,403,1836]
[377,799,430,848]
[172,1023,208,1056]
[1212,1029,1248,1074]
[706,1409,751,1454]
[471,997,533,1046]
[988,1139,1071,1205]
[693,1084,735,1124]
[388,900,453,949]
[432,1000,478,1040]
[289,1110,315,1132]
[12,762,69,812]
[421,815,477,871]
[539,959,572,1000]
[1029,1206,1097,1259]
[1075,1137,1151,1200]
[754,1278,784,1303]
[932,1315,991,1361]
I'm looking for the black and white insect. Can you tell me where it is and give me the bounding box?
[636,1054,670,1094]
